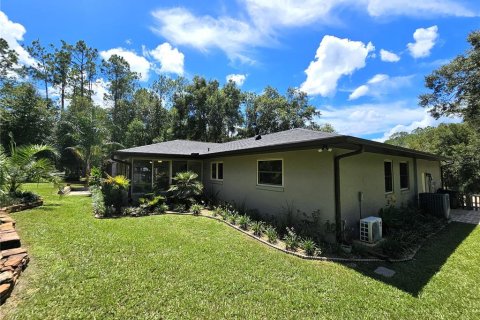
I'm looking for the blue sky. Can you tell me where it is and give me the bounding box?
[1,0,479,140]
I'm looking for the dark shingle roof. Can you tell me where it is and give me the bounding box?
[116,140,219,156]
[115,128,340,156]
[114,128,442,160]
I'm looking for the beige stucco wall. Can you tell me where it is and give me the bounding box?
[338,153,442,234]
[203,149,336,228]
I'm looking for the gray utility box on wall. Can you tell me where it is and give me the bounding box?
[419,193,450,219]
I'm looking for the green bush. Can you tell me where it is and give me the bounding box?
[238,215,251,230]
[228,212,238,225]
[91,187,106,217]
[284,227,300,251]
[88,167,102,187]
[301,239,318,256]
[250,221,265,236]
[212,206,222,217]
[102,175,129,213]
[382,238,404,258]
[191,203,203,216]
[173,203,187,213]
[168,171,203,209]
[154,203,169,215]
[139,194,166,213]
[265,225,278,244]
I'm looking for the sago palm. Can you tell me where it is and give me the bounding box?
[168,171,203,208]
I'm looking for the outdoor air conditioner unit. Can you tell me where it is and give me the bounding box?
[359,216,383,243]
[419,193,450,219]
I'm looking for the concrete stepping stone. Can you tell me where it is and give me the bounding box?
[374,266,396,278]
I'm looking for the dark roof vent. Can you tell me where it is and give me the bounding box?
[190,152,200,156]
[255,135,262,141]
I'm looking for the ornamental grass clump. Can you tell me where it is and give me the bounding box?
[300,238,318,256]
[265,225,278,244]
[191,203,203,216]
[284,227,300,251]
[250,221,265,236]
[238,215,251,230]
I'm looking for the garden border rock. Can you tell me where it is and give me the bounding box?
[0,200,43,214]
[96,209,449,263]
[0,214,29,305]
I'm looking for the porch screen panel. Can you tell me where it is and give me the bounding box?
[172,161,188,178]
[132,160,152,193]
[154,160,170,192]
[188,161,202,180]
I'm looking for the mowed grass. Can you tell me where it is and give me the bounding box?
[1,183,480,319]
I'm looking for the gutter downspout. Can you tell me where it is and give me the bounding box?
[334,145,364,243]
[111,155,132,199]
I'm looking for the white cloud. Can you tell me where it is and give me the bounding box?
[149,43,184,75]
[0,11,35,66]
[365,0,478,17]
[91,78,111,108]
[226,74,247,86]
[407,26,439,58]
[380,49,400,62]
[300,36,374,97]
[151,8,267,63]
[100,48,151,81]
[349,74,413,100]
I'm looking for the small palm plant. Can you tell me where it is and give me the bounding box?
[191,203,203,216]
[284,227,300,251]
[0,143,59,194]
[168,171,203,209]
[238,215,251,230]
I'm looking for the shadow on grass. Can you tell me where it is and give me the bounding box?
[350,222,476,297]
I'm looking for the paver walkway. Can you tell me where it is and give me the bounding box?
[450,209,480,225]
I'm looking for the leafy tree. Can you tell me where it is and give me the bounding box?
[70,40,97,101]
[385,123,480,193]
[0,38,19,84]
[125,118,149,147]
[0,82,55,148]
[26,39,54,102]
[53,41,72,112]
[420,31,480,132]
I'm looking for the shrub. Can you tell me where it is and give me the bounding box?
[228,212,238,225]
[238,215,251,230]
[103,175,129,213]
[265,225,278,244]
[139,194,166,213]
[284,227,300,251]
[89,167,102,187]
[153,203,169,215]
[382,238,404,258]
[91,187,106,217]
[212,206,222,217]
[191,203,203,216]
[250,221,265,236]
[123,206,148,217]
[301,238,318,256]
[168,171,203,209]
[173,203,187,213]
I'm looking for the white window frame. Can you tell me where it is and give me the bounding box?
[399,161,409,191]
[210,161,223,181]
[384,160,394,194]
[257,158,284,187]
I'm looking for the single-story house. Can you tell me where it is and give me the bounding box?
[111,128,443,242]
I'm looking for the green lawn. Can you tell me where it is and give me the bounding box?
[1,183,480,319]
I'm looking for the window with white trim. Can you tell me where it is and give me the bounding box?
[384,160,393,193]
[257,159,283,186]
[399,162,409,190]
[211,161,223,180]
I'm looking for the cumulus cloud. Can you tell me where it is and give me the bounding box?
[91,78,112,108]
[148,43,184,75]
[300,36,374,97]
[150,1,475,62]
[226,74,247,86]
[0,11,35,66]
[349,74,413,100]
[151,8,267,63]
[100,48,151,81]
[407,26,439,58]
[380,49,400,62]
